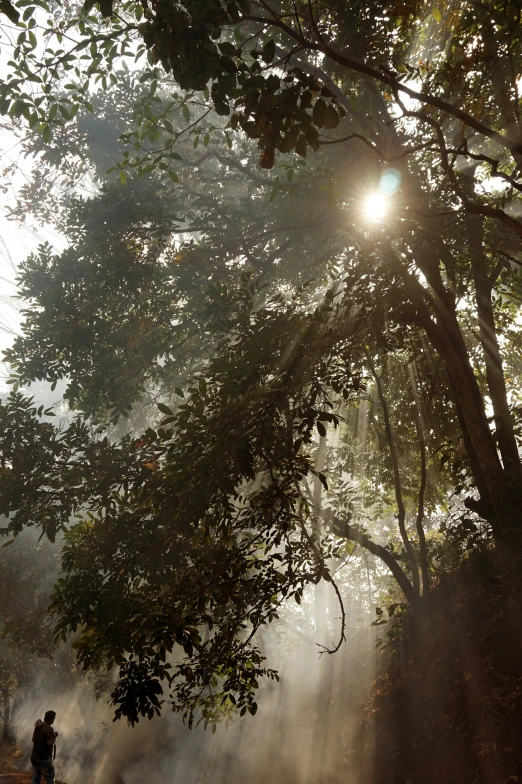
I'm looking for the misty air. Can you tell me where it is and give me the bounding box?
[1,2,522,783]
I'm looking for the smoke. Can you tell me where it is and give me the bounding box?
[13,582,378,784]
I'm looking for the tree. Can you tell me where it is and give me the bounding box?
[1,0,522,729]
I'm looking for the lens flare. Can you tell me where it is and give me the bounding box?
[380,168,401,197]
[363,192,388,221]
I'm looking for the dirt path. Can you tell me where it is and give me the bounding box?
[0,745,64,784]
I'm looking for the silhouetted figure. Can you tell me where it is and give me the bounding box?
[31,710,58,784]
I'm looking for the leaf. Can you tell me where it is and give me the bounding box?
[322,104,340,129]
[182,104,190,122]
[295,135,307,157]
[46,522,56,544]
[317,472,328,491]
[119,170,127,185]
[317,421,326,438]
[0,0,20,23]
[98,0,113,17]
[312,98,327,128]
[219,42,237,56]
[262,39,275,64]
[260,147,275,169]
[157,402,174,416]
[432,7,441,22]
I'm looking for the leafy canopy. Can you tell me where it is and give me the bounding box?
[2,0,522,730]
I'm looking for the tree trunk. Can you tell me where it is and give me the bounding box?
[481,22,522,167]
[1,690,13,743]
[354,81,522,540]
[466,215,522,488]
[398,259,522,540]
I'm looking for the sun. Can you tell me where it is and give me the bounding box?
[363,192,388,221]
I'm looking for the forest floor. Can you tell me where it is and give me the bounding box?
[0,743,23,777]
[0,743,66,784]
[0,768,67,784]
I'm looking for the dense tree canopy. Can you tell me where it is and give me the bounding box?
[1,0,522,730]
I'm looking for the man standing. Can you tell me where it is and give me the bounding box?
[31,710,58,784]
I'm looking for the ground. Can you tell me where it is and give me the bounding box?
[0,741,30,784]
[0,743,66,784]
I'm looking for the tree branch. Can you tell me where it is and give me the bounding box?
[324,511,417,607]
[409,365,430,596]
[243,14,522,158]
[317,572,346,655]
[366,351,420,596]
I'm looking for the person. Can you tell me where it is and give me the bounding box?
[31,710,58,784]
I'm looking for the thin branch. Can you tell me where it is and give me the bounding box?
[394,97,522,238]
[409,364,430,596]
[317,572,346,655]
[325,511,417,607]
[243,13,522,158]
[366,350,420,596]
[2,23,138,91]
[184,150,270,184]
[446,146,522,193]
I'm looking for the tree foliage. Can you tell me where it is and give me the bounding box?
[1,0,522,730]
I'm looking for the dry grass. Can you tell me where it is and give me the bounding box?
[0,770,67,784]
[0,743,66,784]
[0,742,23,775]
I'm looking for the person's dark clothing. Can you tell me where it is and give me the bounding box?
[31,720,54,761]
[31,758,55,784]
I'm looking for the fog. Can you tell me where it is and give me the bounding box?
[12,587,377,784]
[4,4,522,781]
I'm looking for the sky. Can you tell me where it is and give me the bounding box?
[0,124,67,389]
